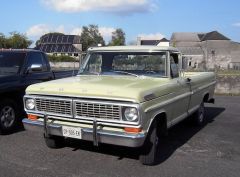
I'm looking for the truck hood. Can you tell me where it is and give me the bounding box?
[26,75,171,103]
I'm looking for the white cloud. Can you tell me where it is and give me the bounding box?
[70,27,82,35]
[26,24,51,37]
[138,33,165,40]
[26,24,66,38]
[99,27,115,39]
[232,22,240,27]
[41,0,157,14]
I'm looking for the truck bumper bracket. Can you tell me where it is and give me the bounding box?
[93,119,98,146]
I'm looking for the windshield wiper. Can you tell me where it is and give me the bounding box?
[111,70,139,77]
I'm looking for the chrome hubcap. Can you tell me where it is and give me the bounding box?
[0,106,15,128]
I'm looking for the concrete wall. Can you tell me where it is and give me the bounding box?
[201,40,232,69]
[50,62,80,69]
[215,75,240,95]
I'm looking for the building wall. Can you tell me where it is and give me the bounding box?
[201,40,231,69]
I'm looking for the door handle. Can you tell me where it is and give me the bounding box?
[186,78,191,84]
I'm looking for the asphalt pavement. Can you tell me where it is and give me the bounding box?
[0,96,240,177]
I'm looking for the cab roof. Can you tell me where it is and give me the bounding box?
[88,45,180,53]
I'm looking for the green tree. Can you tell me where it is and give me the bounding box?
[80,24,105,51]
[0,33,7,48]
[109,28,125,46]
[6,32,32,48]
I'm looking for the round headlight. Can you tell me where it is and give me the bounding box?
[124,108,138,122]
[26,98,35,110]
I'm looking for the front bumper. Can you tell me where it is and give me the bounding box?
[22,118,146,147]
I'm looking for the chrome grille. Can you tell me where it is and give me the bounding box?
[35,98,72,116]
[75,102,121,120]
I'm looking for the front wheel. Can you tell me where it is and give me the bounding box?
[139,122,159,165]
[0,99,19,134]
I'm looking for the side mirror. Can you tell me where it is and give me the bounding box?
[27,64,43,73]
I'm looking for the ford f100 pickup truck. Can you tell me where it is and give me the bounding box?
[22,46,216,165]
[0,49,76,134]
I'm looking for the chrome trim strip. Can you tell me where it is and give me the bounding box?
[145,92,191,113]
[192,81,216,94]
[25,93,137,103]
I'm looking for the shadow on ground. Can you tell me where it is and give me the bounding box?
[64,106,225,165]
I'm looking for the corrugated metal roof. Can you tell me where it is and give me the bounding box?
[36,44,81,53]
[39,34,81,44]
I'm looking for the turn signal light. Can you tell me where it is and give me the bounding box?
[124,127,142,133]
[27,114,38,120]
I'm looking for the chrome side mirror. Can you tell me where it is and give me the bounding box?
[27,64,43,73]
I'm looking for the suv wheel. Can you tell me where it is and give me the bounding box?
[0,99,18,134]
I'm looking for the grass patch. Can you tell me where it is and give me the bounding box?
[48,55,77,62]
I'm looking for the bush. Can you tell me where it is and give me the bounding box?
[47,55,77,62]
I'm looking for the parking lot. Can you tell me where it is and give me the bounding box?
[0,96,240,177]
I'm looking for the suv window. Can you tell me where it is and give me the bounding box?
[0,52,26,75]
[26,52,47,72]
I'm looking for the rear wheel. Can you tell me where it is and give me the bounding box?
[139,122,159,165]
[192,101,205,126]
[0,99,19,134]
[44,134,65,149]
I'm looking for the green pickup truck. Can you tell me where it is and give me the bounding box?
[22,46,216,165]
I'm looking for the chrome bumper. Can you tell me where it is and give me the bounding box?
[22,118,146,147]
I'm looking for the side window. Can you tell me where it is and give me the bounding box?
[41,53,49,71]
[84,54,102,73]
[26,52,47,72]
[170,54,179,78]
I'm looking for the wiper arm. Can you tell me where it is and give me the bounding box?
[111,70,139,77]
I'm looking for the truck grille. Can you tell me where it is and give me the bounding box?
[35,98,72,116]
[75,102,121,120]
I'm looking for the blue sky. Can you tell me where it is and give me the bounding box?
[1,0,240,46]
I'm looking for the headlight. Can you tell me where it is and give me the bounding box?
[123,107,139,122]
[25,98,35,110]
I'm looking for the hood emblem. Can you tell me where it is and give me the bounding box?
[144,93,157,101]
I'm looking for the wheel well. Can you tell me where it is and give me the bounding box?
[203,93,209,102]
[151,112,167,137]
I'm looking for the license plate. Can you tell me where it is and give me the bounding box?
[62,126,82,139]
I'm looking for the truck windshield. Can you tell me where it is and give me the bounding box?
[0,52,26,75]
[78,52,167,77]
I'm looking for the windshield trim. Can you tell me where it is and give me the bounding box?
[77,51,168,78]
